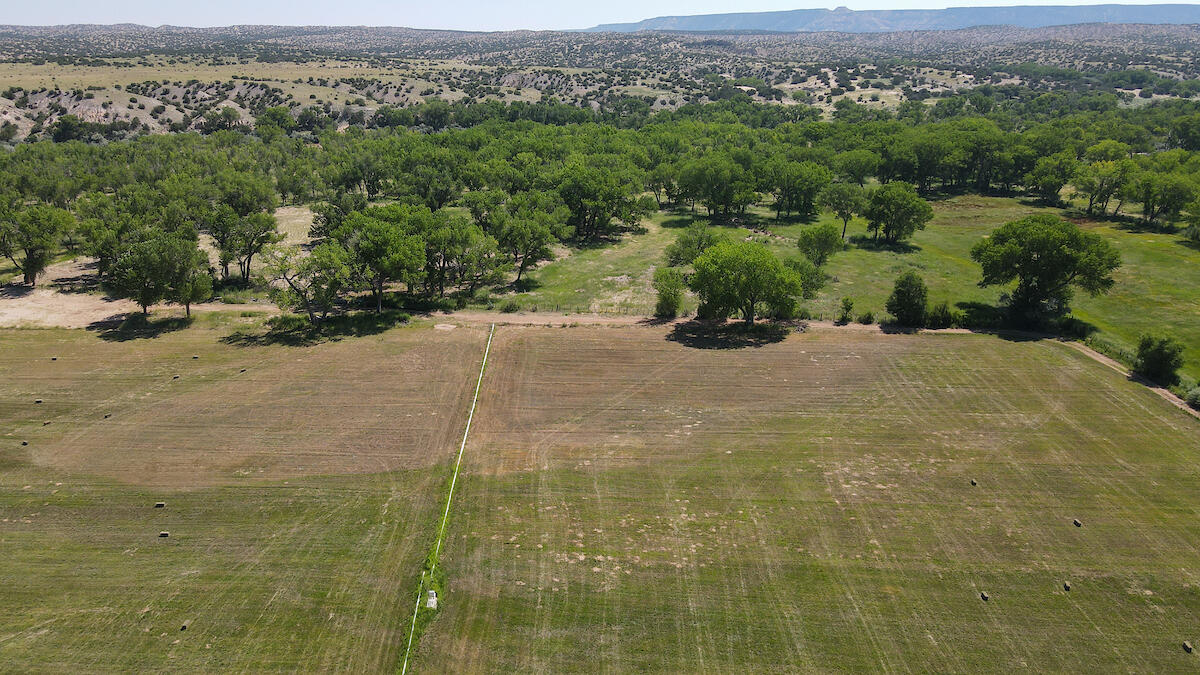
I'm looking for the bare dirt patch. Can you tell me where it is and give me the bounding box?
[0,259,271,329]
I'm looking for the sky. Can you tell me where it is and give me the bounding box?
[1,0,1182,31]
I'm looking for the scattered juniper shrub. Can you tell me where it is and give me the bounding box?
[1134,332,1185,385]
[499,300,520,313]
[885,271,927,327]
[837,297,854,324]
[652,267,685,318]
[925,300,961,329]
[1186,387,1200,410]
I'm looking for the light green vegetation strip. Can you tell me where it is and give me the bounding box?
[400,322,495,675]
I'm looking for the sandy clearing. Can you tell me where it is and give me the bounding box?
[0,258,275,328]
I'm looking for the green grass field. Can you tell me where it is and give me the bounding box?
[0,319,488,671]
[2,319,1198,672]
[513,196,1200,382]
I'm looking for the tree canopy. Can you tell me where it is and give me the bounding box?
[970,214,1121,319]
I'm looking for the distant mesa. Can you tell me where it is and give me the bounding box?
[584,4,1200,33]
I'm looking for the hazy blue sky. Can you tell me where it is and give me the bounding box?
[3,0,1175,31]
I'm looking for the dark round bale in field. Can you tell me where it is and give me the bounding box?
[104,413,111,419]
[50,356,57,361]
[191,355,198,360]
[34,399,42,404]
[172,375,180,380]
[159,531,169,538]
[154,502,165,508]
[21,441,28,446]
[980,592,989,601]
[1184,641,1193,653]
[970,478,977,486]
[1073,519,1082,527]
[1064,581,1071,592]
[239,368,247,373]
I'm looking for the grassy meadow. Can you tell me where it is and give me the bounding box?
[0,318,488,671]
[509,195,1200,382]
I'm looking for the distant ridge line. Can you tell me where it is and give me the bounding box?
[585,4,1200,33]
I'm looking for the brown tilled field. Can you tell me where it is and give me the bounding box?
[421,325,1200,672]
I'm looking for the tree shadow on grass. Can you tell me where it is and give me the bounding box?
[955,301,1004,330]
[660,214,696,229]
[666,320,790,349]
[1175,237,1200,252]
[220,311,409,347]
[848,235,921,254]
[88,314,193,342]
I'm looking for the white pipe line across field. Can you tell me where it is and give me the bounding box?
[400,322,495,675]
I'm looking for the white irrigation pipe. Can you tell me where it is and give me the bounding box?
[399,571,425,675]
[432,321,495,573]
[400,322,495,675]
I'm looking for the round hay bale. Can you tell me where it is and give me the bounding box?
[191,355,199,360]
[103,413,111,419]
[42,420,50,426]
[21,441,28,446]
[172,375,180,380]
[50,357,57,361]
[159,531,170,538]
[1184,641,1193,654]
[970,479,977,486]
[1073,519,1082,527]
[154,502,165,508]
[34,399,43,404]
[1063,581,1071,592]
[239,368,247,373]
[980,592,989,601]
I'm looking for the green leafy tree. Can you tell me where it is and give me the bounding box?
[108,234,208,315]
[1071,159,1135,215]
[336,213,425,313]
[970,215,1121,319]
[232,212,283,281]
[834,149,880,187]
[1025,150,1079,205]
[664,224,726,267]
[170,243,214,317]
[689,241,809,324]
[0,204,73,285]
[557,163,651,241]
[795,222,844,266]
[819,183,866,239]
[263,243,353,325]
[255,106,296,136]
[462,189,509,232]
[497,215,561,282]
[863,182,933,244]
[769,160,832,220]
[1128,172,1195,224]
[885,271,928,327]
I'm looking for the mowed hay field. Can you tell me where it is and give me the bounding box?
[0,322,489,671]
[422,325,1200,672]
